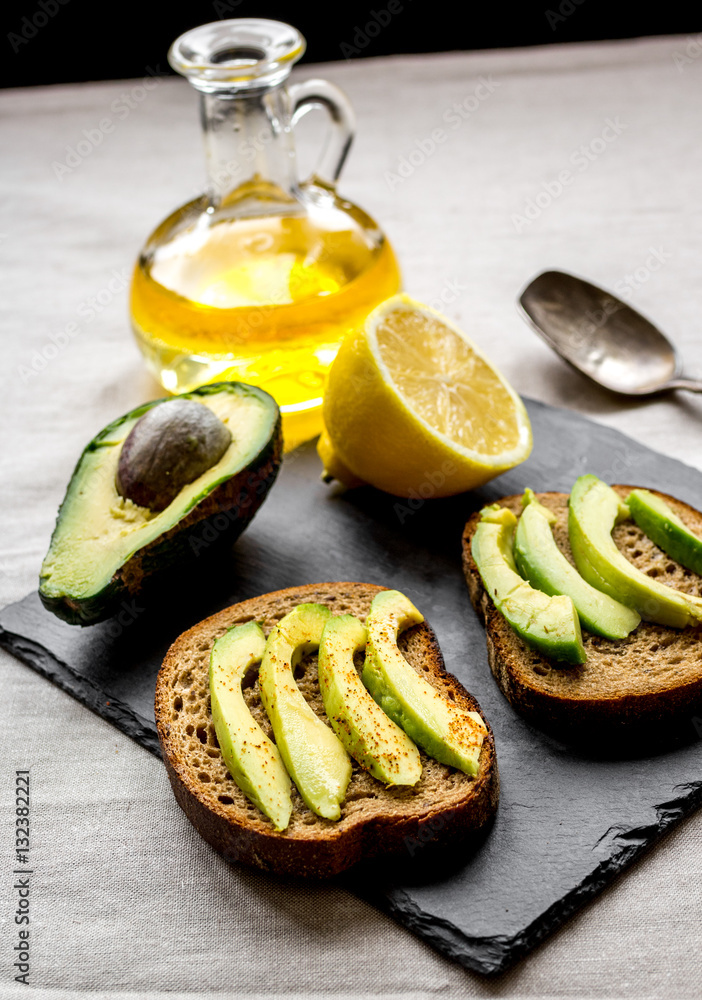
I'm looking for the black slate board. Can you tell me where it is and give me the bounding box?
[2,397,702,975]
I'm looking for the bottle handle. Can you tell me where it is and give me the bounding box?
[289,79,355,188]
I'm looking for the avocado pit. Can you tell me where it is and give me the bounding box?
[116,398,232,512]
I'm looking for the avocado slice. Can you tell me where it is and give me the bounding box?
[628,488,702,576]
[568,475,702,628]
[472,504,587,664]
[318,614,422,786]
[210,622,292,832]
[514,489,640,639]
[362,590,487,776]
[39,383,281,625]
[258,604,352,820]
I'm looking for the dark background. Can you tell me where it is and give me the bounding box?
[2,1,699,89]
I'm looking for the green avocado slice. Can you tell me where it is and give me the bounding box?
[318,614,422,786]
[568,475,702,627]
[514,490,640,639]
[39,383,281,625]
[627,488,702,576]
[258,604,352,821]
[472,504,587,664]
[362,590,487,776]
[209,622,292,832]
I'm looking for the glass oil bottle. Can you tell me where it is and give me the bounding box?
[129,19,401,447]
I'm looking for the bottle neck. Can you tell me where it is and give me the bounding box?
[200,85,298,210]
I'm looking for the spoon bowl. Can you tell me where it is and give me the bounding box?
[518,270,702,396]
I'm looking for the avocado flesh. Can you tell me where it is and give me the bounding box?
[209,622,292,832]
[362,590,487,776]
[39,383,279,623]
[514,492,640,640]
[258,604,352,821]
[568,475,702,628]
[318,614,422,786]
[628,488,702,577]
[472,504,587,664]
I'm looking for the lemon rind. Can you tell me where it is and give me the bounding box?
[366,294,532,469]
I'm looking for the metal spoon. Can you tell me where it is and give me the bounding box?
[518,270,702,396]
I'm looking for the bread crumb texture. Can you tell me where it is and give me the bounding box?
[157,583,491,839]
[477,489,702,700]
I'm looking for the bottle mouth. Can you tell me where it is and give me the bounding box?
[169,19,306,93]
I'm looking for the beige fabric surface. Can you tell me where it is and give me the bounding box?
[1,33,702,998]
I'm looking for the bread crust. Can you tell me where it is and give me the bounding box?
[155,582,499,878]
[462,486,702,744]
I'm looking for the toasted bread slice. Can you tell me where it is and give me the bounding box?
[462,487,702,743]
[155,582,499,878]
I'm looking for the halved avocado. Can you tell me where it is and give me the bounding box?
[39,383,282,625]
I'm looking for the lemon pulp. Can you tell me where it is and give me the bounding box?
[319,294,532,498]
[375,308,524,457]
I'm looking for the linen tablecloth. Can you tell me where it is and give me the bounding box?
[1,33,701,999]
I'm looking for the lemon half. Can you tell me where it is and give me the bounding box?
[319,294,532,498]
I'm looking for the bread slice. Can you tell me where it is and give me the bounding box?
[155,582,499,878]
[462,487,702,744]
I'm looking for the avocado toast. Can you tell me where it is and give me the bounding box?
[462,487,702,742]
[155,582,498,878]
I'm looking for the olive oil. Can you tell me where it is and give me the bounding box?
[131,206,400,445]
[130,19,402,448]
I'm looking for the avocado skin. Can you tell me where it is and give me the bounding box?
[259,604,352,820]
[318,613,422,786]
[568,475,702,628]
[627,488,702,577]
[39,383,282,626]
[363,590,488,774]
[471,507,587,665]
[210,622,292,832]
[514,494,640,640]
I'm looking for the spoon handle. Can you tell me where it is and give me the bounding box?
[667,378,702,393]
